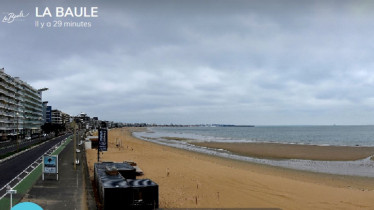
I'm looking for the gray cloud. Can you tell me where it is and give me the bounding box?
[2,0,374,125]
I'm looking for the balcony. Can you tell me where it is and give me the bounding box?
[0,82,17,93]
[24,98,42,108]
[23,87,41,99]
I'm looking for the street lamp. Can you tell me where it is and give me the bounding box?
[74,124,76,170]
[16,112,19,153]
[38,117,42,140]
[6,186,17,209]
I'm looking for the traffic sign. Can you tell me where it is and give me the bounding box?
[43,155,58,180]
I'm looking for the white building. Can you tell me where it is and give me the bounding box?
[51,109,62,124]
[0,68,45,140]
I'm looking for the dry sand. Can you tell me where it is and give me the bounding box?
[86,128,374,210]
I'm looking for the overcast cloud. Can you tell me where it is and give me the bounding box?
[1,0,374,125]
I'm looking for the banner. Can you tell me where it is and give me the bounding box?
[98,128,108,151]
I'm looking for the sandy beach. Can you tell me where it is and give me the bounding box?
[193,142,374,161]
[86,128,374,209]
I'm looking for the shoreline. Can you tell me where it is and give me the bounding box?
[86,128,374,209]
[135,131,374,177]
[136,127,374,161]
[192,142,374,161]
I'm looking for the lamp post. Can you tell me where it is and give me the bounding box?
[74,124,76,170]
[6,187,17,209]
[16,112,19,153]
[38,117,42,140]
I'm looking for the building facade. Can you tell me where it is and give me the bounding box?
[0,68,44,140]
[61,112,70,125]
[42,101,48,123]
[51,109,62,124]
[46,106,52,123]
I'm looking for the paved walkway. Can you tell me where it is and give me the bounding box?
[21,135,96,210]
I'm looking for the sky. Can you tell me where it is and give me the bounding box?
[1,0,374,125]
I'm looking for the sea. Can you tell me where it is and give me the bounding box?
[133,125,374,177]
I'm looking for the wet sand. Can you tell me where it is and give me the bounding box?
[85,128,374,209]
[193,142,374,161]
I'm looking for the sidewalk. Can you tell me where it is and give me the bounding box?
[21,136,96,210]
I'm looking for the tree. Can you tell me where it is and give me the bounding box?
[41,123,66,136]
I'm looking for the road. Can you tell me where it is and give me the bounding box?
[0,135,54,156]
[0,134,71,191]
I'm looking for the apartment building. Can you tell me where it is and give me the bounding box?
[0,68,44,140]
[42,101,48,123]
[45,105,52,123]
[51,109,62,124]
[50,109,71,125]
[61,112,70,125]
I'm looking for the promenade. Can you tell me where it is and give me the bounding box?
[21,136,96,210]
